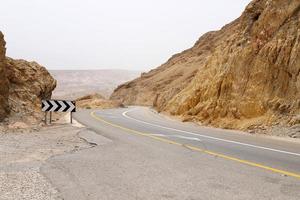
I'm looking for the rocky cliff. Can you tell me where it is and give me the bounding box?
[111,0,300,131]
[0,32,9,121]
[0,32,56,124]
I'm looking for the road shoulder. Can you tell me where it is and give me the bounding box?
[0,124,98,200]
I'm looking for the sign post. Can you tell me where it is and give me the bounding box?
[44,112,47,125]
[49,112,52,124]
[42,100,76,124]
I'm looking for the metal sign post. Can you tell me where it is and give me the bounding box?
[44,112,47,125]
[49,112,52,124]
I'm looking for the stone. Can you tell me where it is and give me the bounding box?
[8,122,29,130]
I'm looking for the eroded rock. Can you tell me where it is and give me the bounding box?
[0,32,9,121]
[111,0,300,131]
[0,32,56,125]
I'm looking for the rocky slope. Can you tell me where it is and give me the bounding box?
[111,0,300,131]
[0,32,56,125]
[76,93,123,109]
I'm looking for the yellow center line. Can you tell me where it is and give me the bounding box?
[90,111,300,180]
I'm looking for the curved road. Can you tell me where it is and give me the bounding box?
[77,106,300,176]
[46,106,300,199]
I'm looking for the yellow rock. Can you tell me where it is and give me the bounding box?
[111,0,300,130]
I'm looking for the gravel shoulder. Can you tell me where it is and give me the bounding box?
[0,124,92,200]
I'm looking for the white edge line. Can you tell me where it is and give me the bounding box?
[171,135,202,141]
[150,134,202,141]
[148,134,167,137]
[122,109,300,157]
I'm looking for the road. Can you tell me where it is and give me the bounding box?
[42,106,300,200]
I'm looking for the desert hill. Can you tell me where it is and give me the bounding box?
[111,0,300,132]
[51,70,140,100]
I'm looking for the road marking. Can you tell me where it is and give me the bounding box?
[122,109,300,157]
[148,134,167,137]
[149,134,202,141]
[171,135,202,141]
[90,111,300,180]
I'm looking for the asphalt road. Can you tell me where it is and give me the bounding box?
[43,106,300,199]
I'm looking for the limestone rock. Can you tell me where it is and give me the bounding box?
[6,58,56,123]
[0,32,9,121]
[111,0,300,130]
[0,32,56,124]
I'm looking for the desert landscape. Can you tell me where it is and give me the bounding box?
[50,70,140,99]
[1,0,300,199]
[2,0,300,137]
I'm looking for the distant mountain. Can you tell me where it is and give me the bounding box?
[111,0,300,131]
[50,70,140,100]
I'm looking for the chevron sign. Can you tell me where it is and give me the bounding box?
[42,100,76,113]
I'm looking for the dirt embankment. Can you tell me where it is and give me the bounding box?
[111,0,300,134]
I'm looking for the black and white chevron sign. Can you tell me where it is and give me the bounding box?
[42,100,76,112]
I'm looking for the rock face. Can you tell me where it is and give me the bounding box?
[6,58,56,123]
[0,32,9,121]
[111,0,300,130]
[0,32,56,123]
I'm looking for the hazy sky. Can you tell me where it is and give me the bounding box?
[1,0,251,71]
